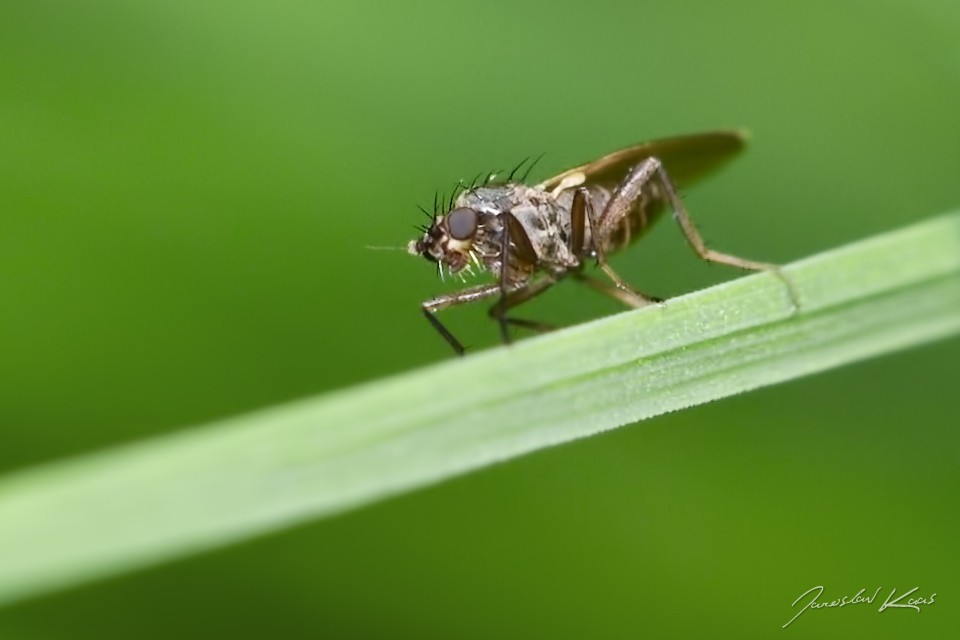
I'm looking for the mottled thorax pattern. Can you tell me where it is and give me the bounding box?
[455,184,584,280]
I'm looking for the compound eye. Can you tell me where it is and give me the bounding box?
[446,207,478,240]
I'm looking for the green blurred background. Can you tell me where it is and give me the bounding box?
[1,0,958,637]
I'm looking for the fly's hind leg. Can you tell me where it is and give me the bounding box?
[570,187,662,309]
[599,157,800,309]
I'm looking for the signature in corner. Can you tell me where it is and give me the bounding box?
[783,585,937,628]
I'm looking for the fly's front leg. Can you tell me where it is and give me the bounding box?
[600,157,800,309]
[494,211,540,344]
[572,187,662,308]
[422,284,501,355]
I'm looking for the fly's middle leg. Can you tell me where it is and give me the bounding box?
[571,187,662,308]
[572,272,662,308]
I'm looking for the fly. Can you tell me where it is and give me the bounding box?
[408,130,798,355]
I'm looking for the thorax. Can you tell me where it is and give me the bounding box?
[454,184,615,279]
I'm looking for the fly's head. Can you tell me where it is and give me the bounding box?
[407,206,481,274]
[408,188,510,277]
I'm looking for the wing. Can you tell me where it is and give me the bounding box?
[536,129,748,192]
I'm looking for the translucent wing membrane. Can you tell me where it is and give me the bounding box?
[537,130,747,192]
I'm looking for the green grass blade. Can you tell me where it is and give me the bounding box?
[1,212,959,607]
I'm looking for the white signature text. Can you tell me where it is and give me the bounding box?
[783,586,936,628]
